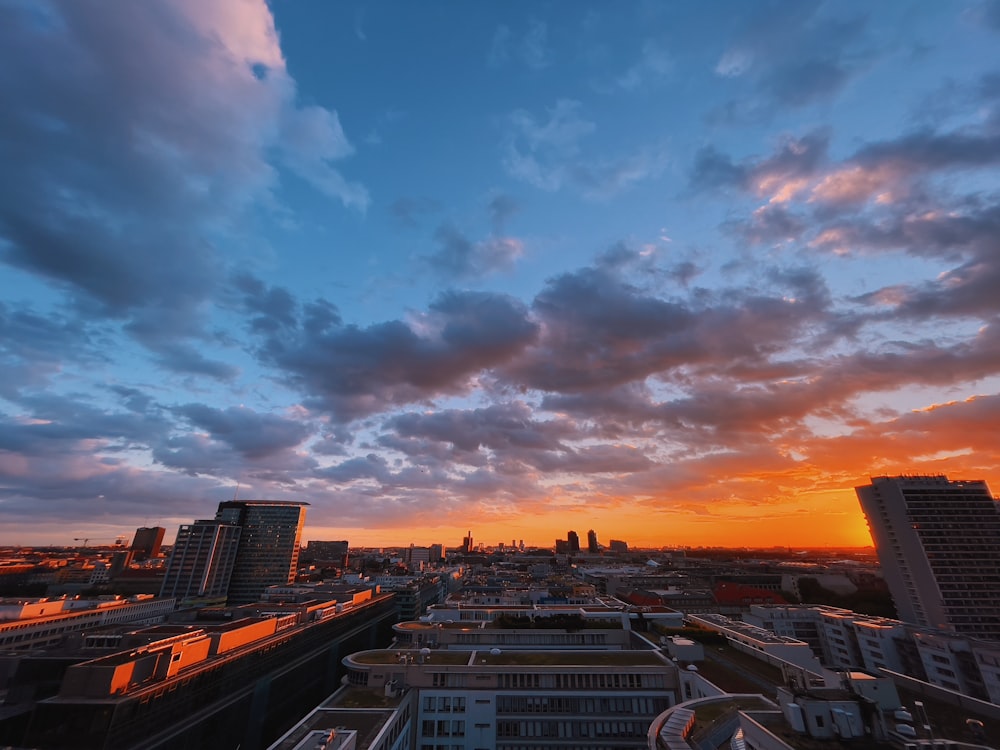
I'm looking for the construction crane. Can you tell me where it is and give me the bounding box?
[73,536,128,548]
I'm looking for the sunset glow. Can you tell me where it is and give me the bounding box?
[3,1,1000,548]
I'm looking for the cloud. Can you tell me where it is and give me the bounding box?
[0,302,103,397]
[488,19,551,70]
[388,196,442,228]
[425,224,524,280]
[0,0,366,359]
[172,404,312,460]
[615,40,672,90]
[488,194,519,231]
[503,100,667,197]
[386,402,571,455]
[690,131,829,197]
[712,3,872,116]
[501,260,834,394]
[254,290,539,420]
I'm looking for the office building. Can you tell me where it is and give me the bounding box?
[856,475,1000,640]
[342,646,678,749]
[587,528,599,553]
[160,520,241,601]
[567,530,580,553]
[216,500,308,605]
[130,526,165,558]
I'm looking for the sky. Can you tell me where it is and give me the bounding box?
[2,0,1000,550]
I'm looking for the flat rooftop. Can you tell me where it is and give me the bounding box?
[350,651,472,665]
[269,687,402,750]
[348,649,666,668]
[397,621,479,630]
[477,650,664,667]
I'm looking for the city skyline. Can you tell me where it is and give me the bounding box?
[3,1,1000,549]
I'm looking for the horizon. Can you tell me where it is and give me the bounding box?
[3,1,1000,549]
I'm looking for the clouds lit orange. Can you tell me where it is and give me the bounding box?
[2,1,1000,548]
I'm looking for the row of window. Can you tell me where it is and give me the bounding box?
[423,696,467,712]
[496,695,666,715]
[420,720,465,738]
[496,719,648,738]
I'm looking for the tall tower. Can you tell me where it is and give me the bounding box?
[567,530,580,553]
[587,529,599,554]
[160,521,241,600]
[215,500,308,606]
[130,526,165,559]
[856,475,1000,640]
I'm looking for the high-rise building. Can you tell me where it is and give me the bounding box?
[567,530,580,553]
[130,526,165,559]
[216,500,308,605]
[160,521,241,600]
[856,475,1000,640]
[587,529,599,553]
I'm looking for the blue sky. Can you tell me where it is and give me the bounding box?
[2,0,1000,548]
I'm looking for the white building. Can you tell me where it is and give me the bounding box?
[856,475,1000,640]
[0,595,176,651]
[343,648,677,749]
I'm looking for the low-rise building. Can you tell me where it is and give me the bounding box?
[0,595,175,652]
[343,647,678,749]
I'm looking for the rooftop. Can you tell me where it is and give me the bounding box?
[476,650,664,667]
[347,648,667,668]
[349,650,472,665]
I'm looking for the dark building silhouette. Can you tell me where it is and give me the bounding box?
[587,529,599,553]
[130,526,165,559]
[304,540,350,568]
[567,530,580,553]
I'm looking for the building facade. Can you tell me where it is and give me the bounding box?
[856,475,1000,640]
[160,521,241,601]
[129,527,165,559]
[215,500,308,605]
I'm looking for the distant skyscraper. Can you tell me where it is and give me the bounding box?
[462,530,474,554]
[567,530,580,553]
[856,475,1000,640]
[609,539,628,553]
[215,500,308,605]
[587,529,599,554]
[130,526,165,558]
[160,521,241,600]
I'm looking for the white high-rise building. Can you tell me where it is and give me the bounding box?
[856,475,1000,640]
